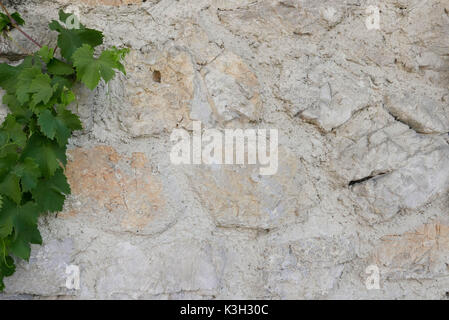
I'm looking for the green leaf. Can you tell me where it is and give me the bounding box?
[0,64,17,93]
[32,168,70,213]
[0,63,20,94]
[2,94,33,123]
[51,75,74,91]
[0,13,8,32]
[49,21,103,60]
[60,89,76,106]
[38,45,54,64]
[0,199,41,260]
[0,153,18,181]
[47,58,75,76]
[0,255,15,291]
[38,108,81,146]
[16,66,42,105]
[0,256,15,277]
[0,173,21,204]
[29,73,56,107]
[0,22,7,33]
[13,158,41,192]
[29,95,59,114]
[10,13,25,26]
[72,45,101,89]
[0,207,12,239]
[0,199,33,238]
[72,44,127,90]
[51,79,75,107]
[0,20,6,33]
[48,19,64,32]
[0,12,24,32]
[54,115,71,147]
[21,134,67,178]
[0,58,33,97]
[58,9,74,24]
[56,106,82,131]
[37,109,57,139]
[53,121,71,148]
[101,47,129,75]
[9,210,42,261]
[0,134,15,158]
[1,115,27,149]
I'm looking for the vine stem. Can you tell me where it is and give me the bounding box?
[0,0,42,48]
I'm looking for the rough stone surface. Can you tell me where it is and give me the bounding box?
[0,0,448,299]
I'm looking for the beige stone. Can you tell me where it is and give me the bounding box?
[373,223,449,280]
[202,51,262,123]
[64,146,166,234]
[119,49,195,136]
[187,147,317,229]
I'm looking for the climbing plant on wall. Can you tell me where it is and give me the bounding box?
[0,3,128,290]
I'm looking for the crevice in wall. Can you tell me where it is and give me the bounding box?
[348,170,391,187]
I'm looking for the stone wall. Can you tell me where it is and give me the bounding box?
[0,0,448,299]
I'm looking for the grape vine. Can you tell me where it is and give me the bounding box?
[0,4,128,290]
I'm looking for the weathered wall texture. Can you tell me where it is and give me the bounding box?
[1,0,449,299]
